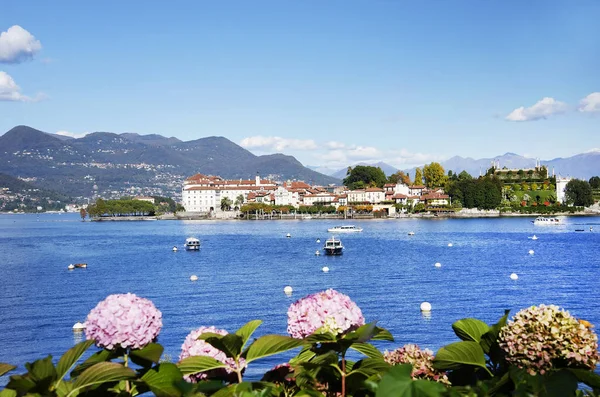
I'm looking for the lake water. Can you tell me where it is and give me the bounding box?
[1,213,599,382]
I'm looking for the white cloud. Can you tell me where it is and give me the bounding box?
[240,136,318,151]
[0,71,45,102]
[387,149,444,166]
[56,130,88,139]
[326,141,346,150]
[578,92,600,113]
[505,97,568,121]
[0,25,42,63]
[345,145,380,160]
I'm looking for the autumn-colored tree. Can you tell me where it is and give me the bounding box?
[423,162,448,188]
[387,171,411,185]
[414,168,423,185]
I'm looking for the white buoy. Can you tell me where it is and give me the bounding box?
[510,273,519,280]
[316,239,320,243]
[286,233,291,238]
[447,243,453,247]
[408,231,415,236]
[284,286,293,295]
[72,322,85,332]
[172,246,178,252]
[531,235,538,240]
[322,266,329,273]
[190,275,198,281]
[68,264,75,270]
[434,262,442,268]
[528,250,534,255]
[420,302,432,312]
[315,250,320,256]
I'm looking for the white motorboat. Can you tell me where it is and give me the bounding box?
[323,237,344,255]
[531,216,561,225]
[327,225,363,233]
[184,237,201,250]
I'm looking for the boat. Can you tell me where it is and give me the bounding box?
[531,216,561,225]
[184,237,201,250]
[72,263,87,268]
[327,225,363,233]
[323,237,344,255]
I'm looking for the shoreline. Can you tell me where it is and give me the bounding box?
[81,210,600,221]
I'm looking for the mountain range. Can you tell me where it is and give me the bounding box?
[1,125,598,201]
[323,152,600,181]
[0,125,340,198]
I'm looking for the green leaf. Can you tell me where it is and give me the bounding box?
[5,375,36,394]
[305,331,337,343]
[129,343,165,367]
[566,368,600,389]
[243,335,305,364]
[344,322,378,343]
[203,334,244,359]
[70,362,135,395]
[542,369,578,397]
[370,326,395,342]
[433,341,491,375]
[235,320,263,349]
[289,346,316,365]
[376,364,447,397]
[25,355,57,383]
[452,318,490,343]
[0,363,16,377]
[140,362,183,397]
[70,349,118,378]
[480,310,510,355]
[0,389,18,397]
[56,340,94,383]
[177,355,227,375]
[55,381,75,397]
[349,342,384,359]
[347,358,390,378]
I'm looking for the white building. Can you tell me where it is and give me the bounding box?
[555,176,571,204]
[182,174,276,212]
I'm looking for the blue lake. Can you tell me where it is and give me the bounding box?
[1,213,600,382]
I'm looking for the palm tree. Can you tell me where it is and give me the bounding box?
[220,197,233,211]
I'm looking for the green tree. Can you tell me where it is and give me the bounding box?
[589,176,600,189]
[423,162,448,188]
[343,165,387,189]
[564,179,594,206]
[387,170,411,185]
[220,197,233,211]
[414,167,423,185]
[458,170,472,180]
[234,194,244,210]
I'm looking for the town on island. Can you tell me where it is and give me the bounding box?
[72,161,599,220]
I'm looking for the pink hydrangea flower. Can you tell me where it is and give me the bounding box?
[384,344,450,385]
[287,289,365,339]
[499,304,599,375]
[84,293,162,350]
[179,326,246,382]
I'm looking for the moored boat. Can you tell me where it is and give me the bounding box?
[323,237,344,255]
[531,216,561,225]
[327,225,363,233]
[184,237,201,250]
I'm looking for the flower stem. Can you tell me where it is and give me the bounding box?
[341,351,346,397]
[124,352,131,393]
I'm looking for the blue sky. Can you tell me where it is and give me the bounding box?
[1,1,598,171]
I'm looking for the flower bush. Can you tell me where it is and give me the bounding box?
[498,304,599,375]
[179,326,246,382]
[384,344,450,384]
[84,292,162,350]
[287,288,365,338]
